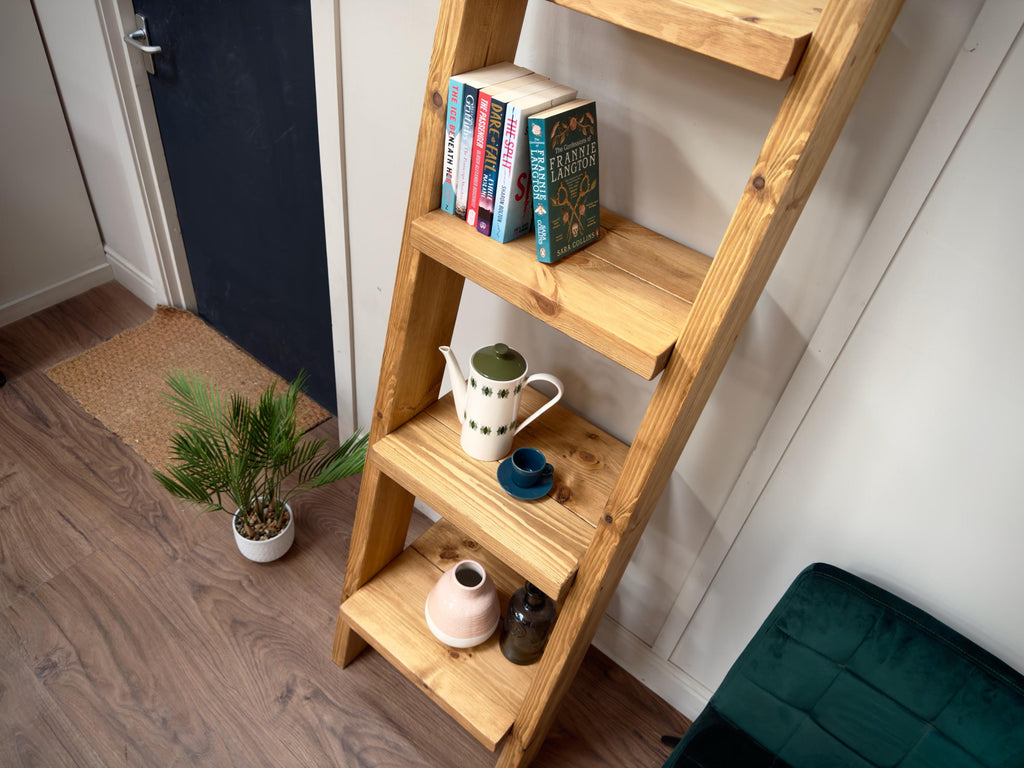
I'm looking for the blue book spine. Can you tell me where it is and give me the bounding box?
[491,104,520,242]
[475,97,508,236]
[527,120,550,260]
[440,78,464,214]
[454,85,481,219]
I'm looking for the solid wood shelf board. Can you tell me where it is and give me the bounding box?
[339,531,537,751]
[411,518,527,599]
[410,209,711,380]
[372,418,586,601]
[371,387,628,601]
[545,0,822,80]
[425,388,627,529]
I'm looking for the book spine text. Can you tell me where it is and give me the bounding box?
[528,134,550,259]
[491,105,521,241]
[475,97,508,236]
[466,89,493,227]
[454,86,479,219]
[440,78,464,214]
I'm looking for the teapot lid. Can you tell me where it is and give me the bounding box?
[471,343,526,381]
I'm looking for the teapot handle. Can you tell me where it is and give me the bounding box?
[512,373,564,436]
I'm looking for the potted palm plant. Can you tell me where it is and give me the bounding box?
[153,369,368,562]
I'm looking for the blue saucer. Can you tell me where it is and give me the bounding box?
[497,457,553,500]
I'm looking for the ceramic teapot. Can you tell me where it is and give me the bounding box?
[440,343,564,461]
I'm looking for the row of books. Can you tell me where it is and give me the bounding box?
[440,62,600,263]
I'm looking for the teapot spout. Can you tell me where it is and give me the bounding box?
[439,346,467,423]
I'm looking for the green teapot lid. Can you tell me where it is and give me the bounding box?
[472,343,526,381]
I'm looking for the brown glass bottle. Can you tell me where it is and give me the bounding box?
[500,582,556,665]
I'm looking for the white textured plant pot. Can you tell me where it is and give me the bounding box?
[232,502,295,563]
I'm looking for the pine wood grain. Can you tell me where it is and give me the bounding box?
[546,0,822,79]
[334,464,415,664]
[371,409,593,602]
[411,518,526,599]
[497,2,904,765]
[1,283,689,767]
[340,538,537,750]
[369,384,629,602]
[334,0,532,665]
[411,208,711,379]
[335,0,902,762]
[426,387,627,528]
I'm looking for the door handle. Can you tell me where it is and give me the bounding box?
[125,29,161,54]
[124,13,161,74]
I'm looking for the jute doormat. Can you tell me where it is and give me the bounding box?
[46,306,330,469]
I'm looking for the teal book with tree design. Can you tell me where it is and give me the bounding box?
[527,98,599,263]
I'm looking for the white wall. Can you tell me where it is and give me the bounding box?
[0,0,109,326]
[673,21,1024,692]
[33,0,167,307]
[341,1,439,418]
[340,0,988,713]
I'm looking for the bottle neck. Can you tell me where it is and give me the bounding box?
[523,582,548,608]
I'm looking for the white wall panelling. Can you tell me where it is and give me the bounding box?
[670,5,1024,703]
[0,0,109,327]
[655,0,1023,664]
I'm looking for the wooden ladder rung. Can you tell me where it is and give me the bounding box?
[545,0,823,79]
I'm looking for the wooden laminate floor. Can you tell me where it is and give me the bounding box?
[0,283,690,767]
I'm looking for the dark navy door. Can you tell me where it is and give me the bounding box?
[134,0,336,411]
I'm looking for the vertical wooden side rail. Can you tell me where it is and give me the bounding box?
[496,1,903,764]
[333,0,530,667]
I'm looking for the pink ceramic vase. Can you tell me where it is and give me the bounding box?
[424,560,500,648]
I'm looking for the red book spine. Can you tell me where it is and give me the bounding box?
[466,89,493,228]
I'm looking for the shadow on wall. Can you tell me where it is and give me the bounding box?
[448,275,808,646]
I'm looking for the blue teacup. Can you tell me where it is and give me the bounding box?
[510,447,553,488]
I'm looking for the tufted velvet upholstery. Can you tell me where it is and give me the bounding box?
[664,563,1024,768]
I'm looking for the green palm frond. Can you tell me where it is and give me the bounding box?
[285,430,368,502]
[153,369,367,528]
[163,370,226,439]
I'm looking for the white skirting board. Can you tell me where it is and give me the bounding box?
[0,263,113,328]
[593,615,713,721]
[105,245,158,308]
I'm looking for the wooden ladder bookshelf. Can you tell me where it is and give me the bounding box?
[332,0,903,765]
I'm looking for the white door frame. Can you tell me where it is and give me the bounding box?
[93,0,194,312]
[93,0,357,435]
[310,0,357,436]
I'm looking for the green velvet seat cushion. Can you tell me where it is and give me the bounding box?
[665,563,1024,768]
[667,708,793,768]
